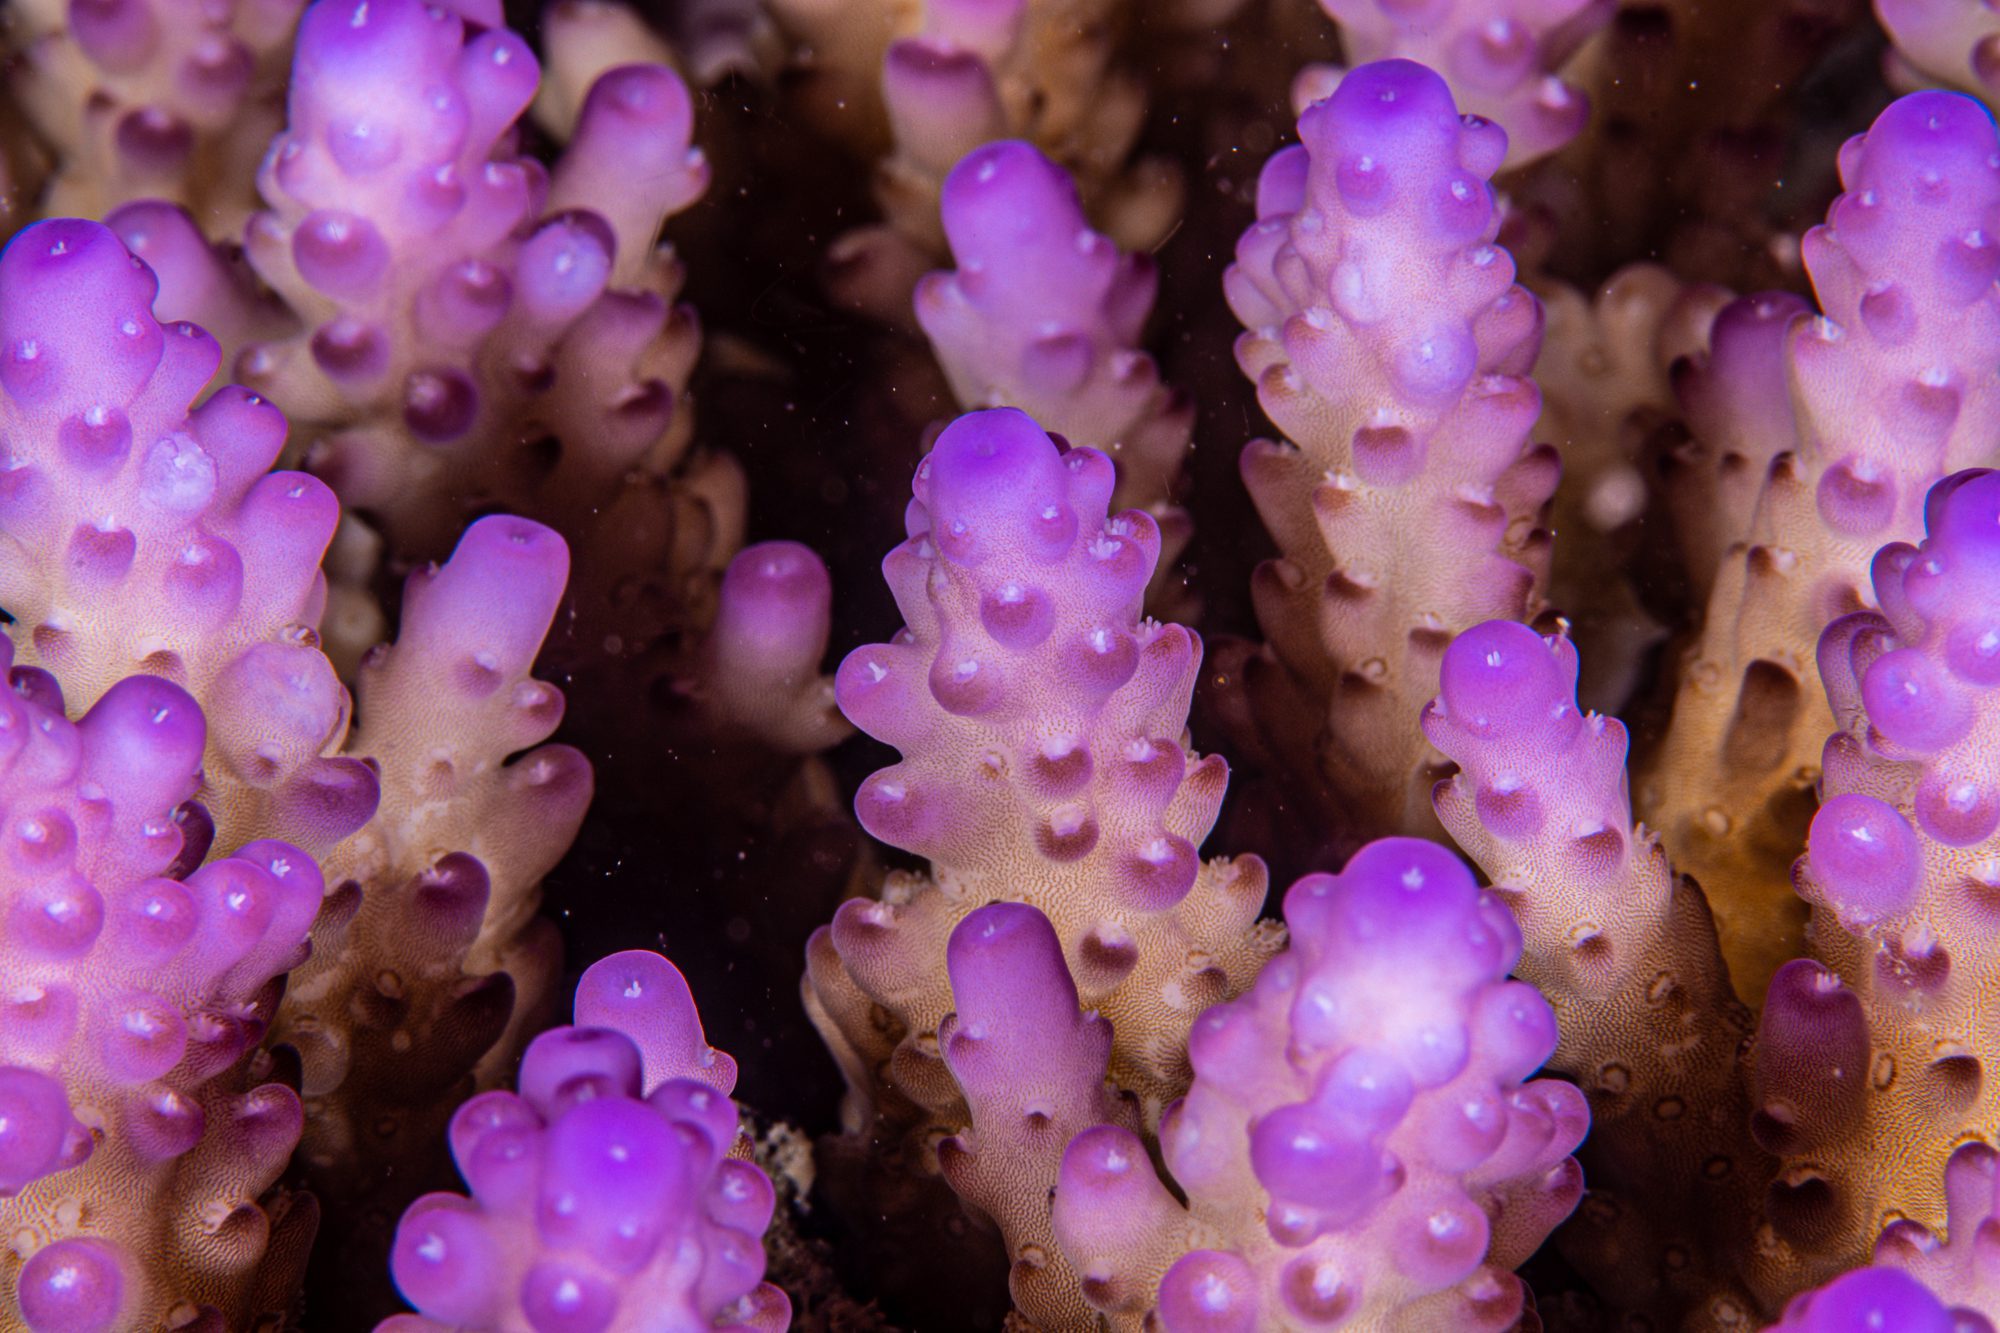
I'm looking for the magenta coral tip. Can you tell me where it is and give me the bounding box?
[17,1237,129,1333]
[1806,793,1922,926]
[0,1068,77,1192]
[0,219,164,409]
[1773,1266,1964,1332]
[573,948,738,1094]
[1434,618,1577,740]
[1052,838,1582,1328]
[400,515,571,687]
[921,407,1079,566]
[1156,1251,1260,1331]
[386,953,786,1331]
[389,1199,502,1326]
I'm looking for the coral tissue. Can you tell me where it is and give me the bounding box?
[8,0,2000,1328]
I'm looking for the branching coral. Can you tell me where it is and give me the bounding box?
[234,0,709,558]
[1778,1143,2000,1326]
[1426,619,1777,1321]
[0,216,374,859]
[1753,468,2000,1283]
[0,205,606,1332]
[210,0,841,782]
[1639,89,2000,1009]
[1656,288,1813,606]
[0,213,590,1317]
[1293,0,1611,170]
[1222,58,1557,853]
[5,0,309,230]
[382,949,789,1332]
[764,0,1179,319]
[807,407,1279,1144]
[6,0,1999,1326]
[931,901,1139,1325]
[0,650,322,1330]
[916,139,1193,607]
[1874,1141,2000,1318]
[1051,837,1587,1330]
[271,515,589,1284]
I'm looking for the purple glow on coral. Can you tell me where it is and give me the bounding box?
[386,951,787,1332]
[1052,837,1585,1328]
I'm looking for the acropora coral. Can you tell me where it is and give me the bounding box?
[1,0,1997,1328]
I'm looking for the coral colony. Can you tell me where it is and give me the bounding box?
[14,0,2000,1331]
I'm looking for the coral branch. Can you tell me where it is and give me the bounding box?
[916,140,1194,607]
[6,0,305,228]
[270,515,590,1318]
[0,651,321,1329]
[934,901,1139,1325]
[1427,619,1779,1321]
[1754,468,2000,1282]
[1295,0,1611,169]
[1225,58,1556,850]
[767,0,1179,319]
[807,407,1277,1145]
[1052,838,1586,1330]
[1639,89,2000,1008]
[382,950,788,1331]
[0,217,375,858]
[1874,1140,2000,1318]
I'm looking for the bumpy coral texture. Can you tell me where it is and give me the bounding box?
[235,0,711,559]
[0,646,322,1331]
[916,139,1192,600]
[1755,468,2000,1282]
[805,407,1278,1145]
[1223,58,1557,850]
[6,0,317,229]
[1659,289,1812,604]
[1294,0,1609,169]
[766,0,1178,318]
[933,901,1141,1326]
[1872,1140,2000,1321]
[0,218,376,860]
[1426,619,1777,1321]
[271,516,591,1260]
[1052,838,1587,1331]
[382,950,789,1332]
[1640,89,2000,1008]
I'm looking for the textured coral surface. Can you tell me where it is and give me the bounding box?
[5,1,2000,1329]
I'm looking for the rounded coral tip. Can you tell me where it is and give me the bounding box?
[1773,1266,1959,1331]
[0,219,164,409]
[713,540,833,668]
[0,1067,76,1191]
[1435,620,1573,740]
[939,140,1089,272]
[1807,794,1923,926]
[17,1237,130,1332]
[921,408,1079,565]
[1157,1250,1260,1331]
